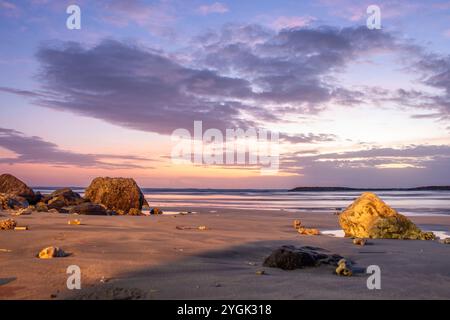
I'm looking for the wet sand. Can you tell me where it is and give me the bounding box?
[0,208,449,300]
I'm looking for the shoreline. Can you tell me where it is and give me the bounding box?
[1,208,449,299]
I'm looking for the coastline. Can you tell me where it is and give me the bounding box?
[31,187,450,216]
[1,207,449,300]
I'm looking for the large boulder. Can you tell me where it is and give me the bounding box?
[0,174,35,203]
[339,192,435,240]
[84,177,148,214]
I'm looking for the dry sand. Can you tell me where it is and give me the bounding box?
[0,208,449,300]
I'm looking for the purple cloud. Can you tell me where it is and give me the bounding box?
[0,127,153,169]
[0,24,446,139]
[281,145,450,187]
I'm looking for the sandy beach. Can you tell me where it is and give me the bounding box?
[1,208,449,300]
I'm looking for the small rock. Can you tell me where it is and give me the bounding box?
[14,226,28,231]
[69,203,107,215]
[440,238,450,244]
[100,276,109,283]
[48,208,60,214]
[335,259,353,276]
[35,202,48,212]
[128,208,143,216]
[0,218,17,230]
[12,207,33,216]
[151,208,163,215]
[352,238,367,246]
[68,219,81,225]
[47,199,67,211]
[293,220,301,230]
[38,246,68,259]
[106,210,118,216]
[198,225,208,231]
[298,227,320,235]
[255,270,266,275]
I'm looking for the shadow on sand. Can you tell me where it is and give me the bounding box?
[62,239,373,300]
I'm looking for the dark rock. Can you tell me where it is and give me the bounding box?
[106,210,118,216]
[35,202,48,212]
[59,207,70,214]
[263,245,343,270]
[128,208,143,216]
[43,188,84,206]
[84,177,149,214]
[69,202,107,215]
[150,208,163,215]
[34,191,43,204]
[0,174,35,203]
[0,193,29,210]
[47,198,65,209]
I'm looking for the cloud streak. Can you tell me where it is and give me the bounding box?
[280,145,450,187]
[0,127,153,169]
[197,2,229,15]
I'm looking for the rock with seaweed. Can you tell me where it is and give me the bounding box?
[339,192,434,240]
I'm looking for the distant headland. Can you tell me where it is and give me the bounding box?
[289,186,450,192]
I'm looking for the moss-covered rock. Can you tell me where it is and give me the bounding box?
[339,192,434,240]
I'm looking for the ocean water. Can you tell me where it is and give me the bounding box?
[33,188,450,216]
